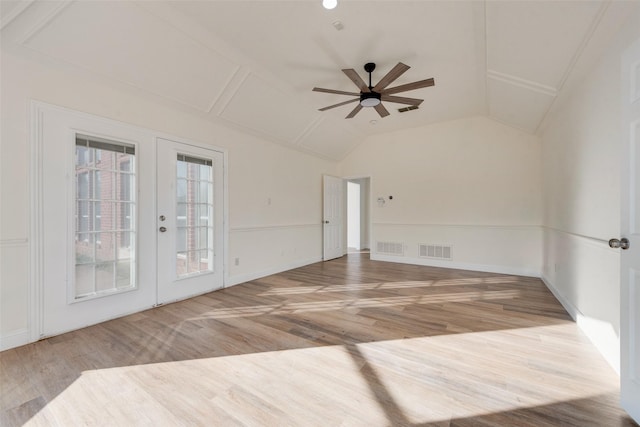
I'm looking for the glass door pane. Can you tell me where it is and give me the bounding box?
[74,135,136,300]
[175,155,214,278]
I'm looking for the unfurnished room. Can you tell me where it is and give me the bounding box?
[1,0,640,425]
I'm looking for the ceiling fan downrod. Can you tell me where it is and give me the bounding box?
[360,62,381,107]
[364,62,376,90]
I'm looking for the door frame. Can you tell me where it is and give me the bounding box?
[620,36,640,423]
[30,101,229,340]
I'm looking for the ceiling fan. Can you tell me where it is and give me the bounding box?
[313,62,435,119]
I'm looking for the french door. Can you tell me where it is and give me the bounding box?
[37,104,225,337]
[156,139,224,304]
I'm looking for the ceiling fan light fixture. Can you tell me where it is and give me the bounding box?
[360,92,381,107]
[322,0,337,10]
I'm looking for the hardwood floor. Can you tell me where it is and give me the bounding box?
[1,254,636,426]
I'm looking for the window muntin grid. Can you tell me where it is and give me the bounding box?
[74,135,136,299]
[176,154,214,278]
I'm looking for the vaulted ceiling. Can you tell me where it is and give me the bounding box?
[1,1,634,160]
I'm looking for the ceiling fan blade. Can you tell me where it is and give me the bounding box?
[383,78,435,95]
[374,103,390,118]
[345,104,363,119]
[318,98,359,111]
[342,69,370,93]
[372,62,410,92]
[381,95,424,106]
[313,87,360,96]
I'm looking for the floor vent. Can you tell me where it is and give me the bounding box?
[419,244,452,260]
[376,241,404,256]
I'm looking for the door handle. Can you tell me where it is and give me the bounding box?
[609,238,630,250]
[324,220,329,224]
[159,226,167,233]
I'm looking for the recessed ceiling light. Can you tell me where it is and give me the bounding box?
[322,0,337,10]
[332,20,344,31]
[370,120,377,125]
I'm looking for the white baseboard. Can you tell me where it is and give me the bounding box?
[0,328,30,352]
[541,274,620,374]
[371,254,540,278]
[226,256,322,288]
[540,274,579,319]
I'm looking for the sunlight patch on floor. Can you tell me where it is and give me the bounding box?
[26,324,617,426]
[27,345,386,426]
[191,289,522,319]
[259,276,524,296]
[354,323,619,424]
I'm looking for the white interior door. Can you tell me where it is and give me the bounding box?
[323,174,344,260]
[156,138,224,304]
[620,37,640,423]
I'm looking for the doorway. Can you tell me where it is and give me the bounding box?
[346,177,370,254]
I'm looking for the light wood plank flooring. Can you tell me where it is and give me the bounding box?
[1,254,636,426]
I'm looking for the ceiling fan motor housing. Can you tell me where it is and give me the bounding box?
[360,91,381,107]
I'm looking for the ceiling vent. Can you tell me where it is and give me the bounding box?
[398,105,419,113]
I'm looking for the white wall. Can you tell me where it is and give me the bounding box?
[540,10,640,373]
[0,47,336,350]
[339,116,542,276]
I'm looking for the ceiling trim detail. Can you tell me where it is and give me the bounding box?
[3,0,624,158]
[215,70,252,118]
[293,116,324,146]
[534,1,611,134]
[477,0,489,115]
[1,0,34,30]
[16,0,72,45]
[487,70,557,98]
[205,65,243,114]
[553,1,610,94]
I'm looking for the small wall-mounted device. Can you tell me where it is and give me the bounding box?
[388,195,393,200]
[377,197,386,207]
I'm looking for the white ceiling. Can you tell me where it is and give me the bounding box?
[1,0,634,160]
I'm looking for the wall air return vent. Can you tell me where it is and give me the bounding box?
[398,105,419,113]
[376,241,404,256]
[419,244,452,260]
